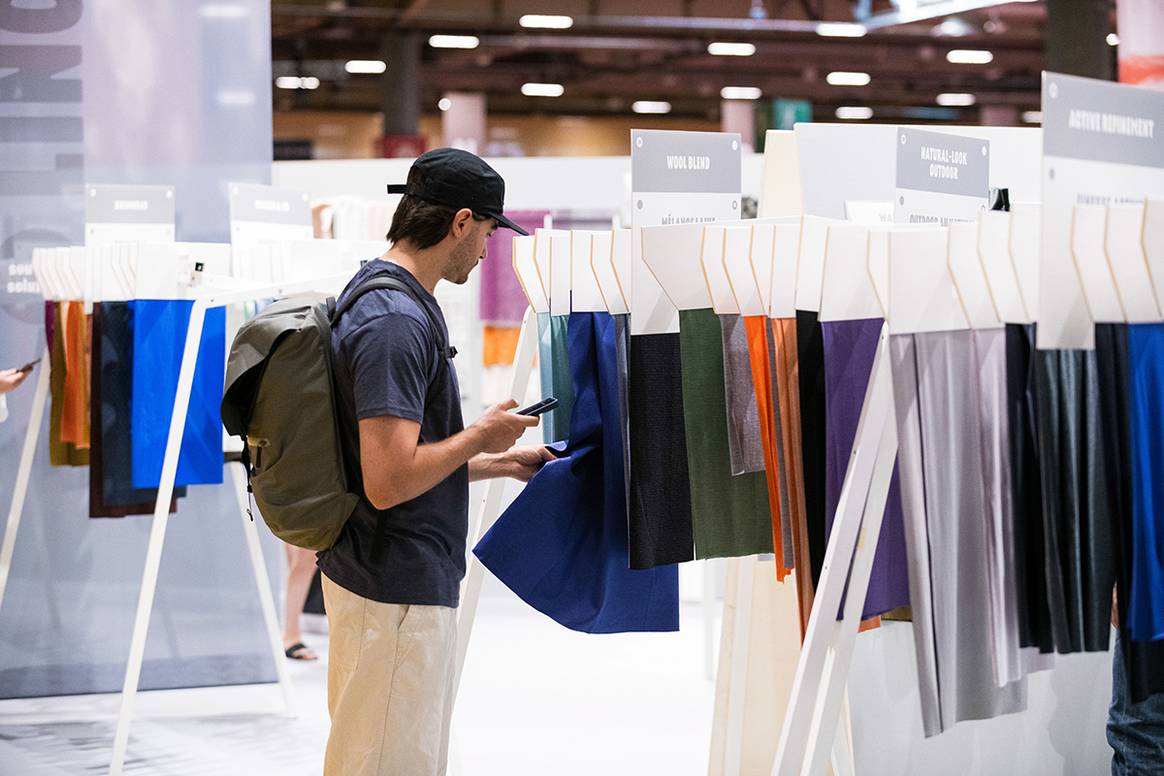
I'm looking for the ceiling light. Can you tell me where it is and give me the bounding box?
[1107,33,1120,46]
[720,86,762,100]
[345,59,386,74]
[275,76,318,90]
[936,92,975,106]
[708,42,756,56]
[815,22,867,37]
[522,82,565,97]
[933,18,973,37]
[519,14,573,29]
[438,97,452,112]
[835,106,873,120]
[1022,110,1042,124]
[429,34,480,49]
[633,100,672,114]
[826,71,871,87]
[946,49,994,64]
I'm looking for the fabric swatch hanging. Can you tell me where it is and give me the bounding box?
[131,300,226,488]
[47,302,88,467]
[796,310,828,590]
[1005,324,1056,654]
[890,330,1027,737]
[546,315,575,443]
[59,301,91,450]
[613,314,633,526]
[678,308,773,559]
[1032,342,1116,654]
[1101,323,1164,703]
[774,317,814,633]
[90,303,183,518]
[1126,322,1164,643]
[821,318,910,619]
[740,315,789,576]
[537,312,554,443]
[474,312,680,633]
[720,314,766,476]
[760,319,794,574]
[628,332,695,567]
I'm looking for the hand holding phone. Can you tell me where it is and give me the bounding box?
[516,397,559,416]
[16,358,41,374]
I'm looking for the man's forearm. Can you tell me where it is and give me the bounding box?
[468,453,501,482]
[379,427,484,508]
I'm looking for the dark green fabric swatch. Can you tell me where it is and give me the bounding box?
[678,308,773,559]
[543,314,576,443]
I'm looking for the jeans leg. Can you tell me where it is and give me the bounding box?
[1108,641,1164,775]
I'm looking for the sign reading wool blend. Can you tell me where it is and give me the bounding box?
[1038,73,1164,350]
[626,130,742,568]
[894,128,990,225]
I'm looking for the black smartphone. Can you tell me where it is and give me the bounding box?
[516,397,559,416]
[16,358,41,373]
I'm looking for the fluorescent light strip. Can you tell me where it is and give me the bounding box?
[946,49,994,64]
[815,22,867,37]
[826,71,871,87]
[936,92,975,106]
[708,42,756,56]
[345,60,386,74]
[519,14,573,29]
[522,82,565,97]
[632,100,672,114]
[835,106,873,120]
[275,76,319,90]
[429,34,480,49]
[1022,110,1042,124]
[721,86,762,100]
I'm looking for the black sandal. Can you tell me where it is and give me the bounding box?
[284,642,318,661]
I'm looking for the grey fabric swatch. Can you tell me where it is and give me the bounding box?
[719,314,766,476]
[891,330,1027,737]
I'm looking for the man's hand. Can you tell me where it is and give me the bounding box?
[0,369,29,396]
[470,445,556,483]
[469,400,539,454]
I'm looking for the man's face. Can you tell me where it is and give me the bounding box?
[443,216,496,285]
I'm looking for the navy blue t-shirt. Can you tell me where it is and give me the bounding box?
[317,260,467,608]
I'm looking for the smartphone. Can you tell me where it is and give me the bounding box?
[516,397,559,416]
[16,358,41,373]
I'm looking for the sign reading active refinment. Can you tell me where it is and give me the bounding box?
[894,128,989,225]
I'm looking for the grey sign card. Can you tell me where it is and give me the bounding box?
[631,129,742,194]
[229,182,312,227]
[1042,72,1164,170]
[85,184,175,226]
[896,128,990,199]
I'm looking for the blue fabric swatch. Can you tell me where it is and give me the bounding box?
[131,300,226,488]
[1128,322,1164,642]
[474,312,680,633]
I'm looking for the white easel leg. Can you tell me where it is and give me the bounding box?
[231,461,296,717]
[722,557,756,776]
[704,560,718,680]
[0,347,50,614]
[829,693,857,776]
[772,327,894,776]
[109,303,207,776]
[452,307,539,701]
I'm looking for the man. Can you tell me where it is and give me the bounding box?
[318,148,551,775]
[0,365,32,423]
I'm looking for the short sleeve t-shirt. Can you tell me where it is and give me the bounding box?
[317,260,468,608]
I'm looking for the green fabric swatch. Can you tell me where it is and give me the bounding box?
[537,312,555,444]
[543,314,576,443]
[678,308,772,558]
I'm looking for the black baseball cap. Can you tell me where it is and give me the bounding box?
[386,148,529,236]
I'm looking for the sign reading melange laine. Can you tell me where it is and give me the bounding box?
[630,129,741,335]
[894,127,989,226]
[1038,72,1164,350]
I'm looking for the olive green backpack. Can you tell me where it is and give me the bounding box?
[221,272,447,550]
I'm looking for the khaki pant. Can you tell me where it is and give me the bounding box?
[322,574,457,776]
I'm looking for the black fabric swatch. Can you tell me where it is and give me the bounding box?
[796,309,828,590]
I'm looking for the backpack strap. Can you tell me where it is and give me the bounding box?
[329,274,457,361]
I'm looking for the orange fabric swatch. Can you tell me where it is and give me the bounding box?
[743,316,786,580]
[60,301,91,450]
[483,325,521,366]
[773,318,814,637]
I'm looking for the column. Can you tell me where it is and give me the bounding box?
[1117,0,1164,89]
[1045,0,1114,80]
[441,92,487,155]
[379,32,423,157]
[721,100,756,153]
[979,105,1020,126]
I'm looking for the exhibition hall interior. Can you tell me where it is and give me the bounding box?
[1,1,1162,774]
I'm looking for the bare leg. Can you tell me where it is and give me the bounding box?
[283,544,318,660]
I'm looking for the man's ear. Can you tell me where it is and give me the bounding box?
[451,208,474,238]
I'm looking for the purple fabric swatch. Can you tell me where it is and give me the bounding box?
[479,210,549,326]
[822,317,911,619]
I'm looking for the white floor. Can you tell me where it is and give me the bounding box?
[0,597,717,776]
